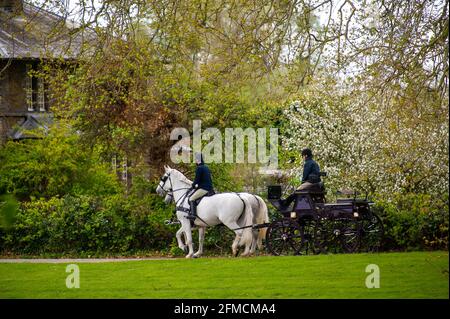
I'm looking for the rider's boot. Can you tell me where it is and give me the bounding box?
[187,201,197,220]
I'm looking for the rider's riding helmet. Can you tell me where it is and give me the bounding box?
[301,148,313,158]
[194,152,204,165]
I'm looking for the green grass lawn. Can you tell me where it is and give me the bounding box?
[0,251,448,298]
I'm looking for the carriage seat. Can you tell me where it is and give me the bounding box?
[295,181,325,194]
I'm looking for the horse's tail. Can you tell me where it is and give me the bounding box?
[255,195,269,250]
[238,196,255,249]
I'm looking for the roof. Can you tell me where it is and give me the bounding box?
[0,2,95,59]
[8,112,53,139]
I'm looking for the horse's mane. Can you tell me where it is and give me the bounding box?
[170,169,193,186]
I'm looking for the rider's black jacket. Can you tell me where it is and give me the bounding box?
[193,163,214,191]
[302,157,321,183]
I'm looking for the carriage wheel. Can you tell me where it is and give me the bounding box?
[339,218,361,253]
[360,213,384,252]
[265,219,302,256]
[314,217,359,254]
[298,217,321,255]
[314,217,339,254]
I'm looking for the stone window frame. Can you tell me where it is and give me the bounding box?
[25,63,47,112]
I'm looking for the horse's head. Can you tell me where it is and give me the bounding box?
[156,165,193,198]
[156,165,172,196]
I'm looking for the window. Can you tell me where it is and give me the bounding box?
[25,64,33,111]
[25,63,47,112]
[37,77,45,112]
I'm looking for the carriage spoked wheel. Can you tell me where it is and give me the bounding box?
[265,218,302,256]
[314,217,359,254]
[359,212,384,252]
[313,217,337,254]
[339,218,361,253]
[298,217,321,255]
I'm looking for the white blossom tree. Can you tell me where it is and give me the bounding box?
[282,82,449,199]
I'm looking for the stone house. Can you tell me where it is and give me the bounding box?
[0,0,91,143]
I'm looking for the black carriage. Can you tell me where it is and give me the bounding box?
[265,173,384,256]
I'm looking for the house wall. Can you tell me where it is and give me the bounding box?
[1,59,32,144]
[0,60,28,114]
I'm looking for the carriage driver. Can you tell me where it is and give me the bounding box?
[187,152,214,220]
[297,148,321,191]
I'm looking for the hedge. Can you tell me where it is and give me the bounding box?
[0,193,175,255]
[0,192,447,256]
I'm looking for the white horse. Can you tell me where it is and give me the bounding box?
[156,166,256,258]
[163,190,269,254]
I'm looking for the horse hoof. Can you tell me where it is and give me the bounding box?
[192,255,199,259]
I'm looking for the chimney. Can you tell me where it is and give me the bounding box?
[0,0,23,13]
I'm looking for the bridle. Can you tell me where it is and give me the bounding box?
[159,172,192,207]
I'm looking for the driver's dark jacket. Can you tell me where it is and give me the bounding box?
[302,158,321,183]
[192,163,213,191]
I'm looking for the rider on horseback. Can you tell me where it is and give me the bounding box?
[187,152,214,220]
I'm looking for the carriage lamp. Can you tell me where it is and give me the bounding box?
[290,212,297,218]
[353,212,359,217]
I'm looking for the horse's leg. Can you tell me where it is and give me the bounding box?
[181,220,195,258]
[232,233,242,257]
[250,229,258,254]
[194,227,205,258]
[224,221,247,257]
[240,233,252,257]
[176,227,187,253]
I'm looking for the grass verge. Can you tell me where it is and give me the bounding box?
[0,251,448,298]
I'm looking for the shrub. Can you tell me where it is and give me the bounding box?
[373,193,449,251]
[0,193,174,255]
[0,123,121,200]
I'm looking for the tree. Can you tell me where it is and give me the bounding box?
[282,77,448,198]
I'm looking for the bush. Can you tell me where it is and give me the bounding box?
[0,123,121,200]
[0,193,175,255]
[373,193,449,251]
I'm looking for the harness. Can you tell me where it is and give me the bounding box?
[159,173,211,226]
[159,173,254,231]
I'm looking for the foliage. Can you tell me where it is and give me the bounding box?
[0,193,174,255]
[0,194,18,229]
[281,84,448,252]
[373,193,449,251]
[1,0,448,256]
[282,83,449,198]
[0,123,121,200]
